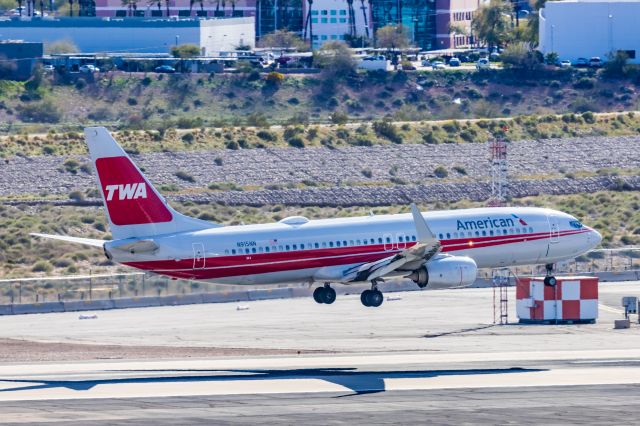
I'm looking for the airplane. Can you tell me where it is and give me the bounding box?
[31,127,602,308]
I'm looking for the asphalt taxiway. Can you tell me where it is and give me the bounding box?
[1,281,639,424]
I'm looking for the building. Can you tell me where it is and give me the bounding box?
[302,0,371,48]
[0,41,43,80]
[93,0,303,40]
[435,0,485,49]
[0,17,255,55]
[539,0,640,64]
[370,0,435,50]
[94,0,255,18]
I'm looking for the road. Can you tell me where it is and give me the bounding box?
[1,281,639,424]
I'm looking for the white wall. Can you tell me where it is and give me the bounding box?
[305,0,371,48]
[201,17,255,55]
[539,0,640,64]
[0,18,255,55]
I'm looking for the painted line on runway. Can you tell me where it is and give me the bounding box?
[1,366,640,402]
[599,304,625,314]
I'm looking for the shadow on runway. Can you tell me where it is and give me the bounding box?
[0,367,544,396]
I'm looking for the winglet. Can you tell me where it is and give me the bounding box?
[410,204,437,242]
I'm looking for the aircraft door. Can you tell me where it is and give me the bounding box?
[192,242,206,269]
[548,214,560,243]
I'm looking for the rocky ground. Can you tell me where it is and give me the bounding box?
[1,135,639,206]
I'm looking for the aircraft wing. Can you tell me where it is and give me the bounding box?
[109,239,159,253]
[30,233,108,248]
[342,204,441,283]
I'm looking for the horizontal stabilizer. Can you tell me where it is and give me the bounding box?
[110,239,159,253]
[30,233,107,248]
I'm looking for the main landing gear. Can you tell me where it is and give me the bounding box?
[313,283,337,304]
[544,263,557,286]
[361,281,384,308]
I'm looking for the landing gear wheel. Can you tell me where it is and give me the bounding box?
[313,287,326,304]
[322,286,336,304]
[367,290,384,307]
[544,276,557,287]
[361,290,371,307]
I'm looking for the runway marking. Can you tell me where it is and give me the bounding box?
[2,348,640,378]
[1,366,640,402]
[599,304,625,314]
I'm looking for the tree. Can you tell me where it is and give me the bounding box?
[603,50,630,78]
[500,42,542,72]
[527,0,547,45]
[544,51,559,65]
[170,44,201,58]
[313,41,357,79]
[45,39,80,54]
[471,0,512,48]
[259,30,308,51]
[375,25,410,50]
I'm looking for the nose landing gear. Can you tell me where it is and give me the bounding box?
[544,263,557,286]
[361,281,384,307]
[313,283,337,304]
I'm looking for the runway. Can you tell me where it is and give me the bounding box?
[1,282,640,423]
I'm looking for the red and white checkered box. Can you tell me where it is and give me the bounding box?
[516,276,598,323]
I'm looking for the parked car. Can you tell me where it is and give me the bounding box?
[476,58,490,70]
[457,55,470,63]
[79,64,99,73]
[42,64,55,72]
[559,60,572,68]
[489,52,501,62]
[448,57,461,67]
[154,65,176,73]
[575,57,589,67]
[401,62,417,70]
[431,61,446,70]
[421,59,430,67]
[589,57,603,68]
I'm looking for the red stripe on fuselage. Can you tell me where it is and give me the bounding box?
[123,229,589,280]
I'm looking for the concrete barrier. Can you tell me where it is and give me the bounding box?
[201,291,249,303]
[113,297,163,309]
[163,294,204,306]
[63,300,115,312]
[11,302,64,315]
[0,305,13,315]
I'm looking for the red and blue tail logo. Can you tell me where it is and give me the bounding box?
[511,213,528,226]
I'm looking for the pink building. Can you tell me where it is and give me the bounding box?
[94,0,256,19]
[435,0,485,49]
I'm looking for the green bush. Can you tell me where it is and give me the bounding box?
[256,130,276,141]
[434,166,448,178]
[372,120,402,144]
[288,137,305,148]
[17,100,63,123]
[574,77,596,89]
[32,261,52,273]
[175,171,195,182]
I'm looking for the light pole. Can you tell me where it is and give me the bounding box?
[175,35,180,47]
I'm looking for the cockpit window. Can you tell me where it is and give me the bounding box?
[569,220,583,229]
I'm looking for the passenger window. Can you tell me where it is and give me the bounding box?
[336,241,341,247]
[279,245,284,251]
[475,231,480,236]
[371,239,375,244]
[356,239,361,245]
[252,247,256,253]
[329,242,334,247]
[503,229,508,235]
[529,227,533,233]
[224,249,229,255]
[285,245,290,251]
[489,230,494,236]
[398,236,404,242]
[446,233,450,239]
[300,244,305,249]
[343,240,348,246]
[322,242,327,248]
[245,248,250,254]
[385,237,391,243]
[315,242,319,248]
[482,231,486,236]
[378,238,382,244]
[266,247,270,253]
[292,244,297,250]
[439,234,443,239]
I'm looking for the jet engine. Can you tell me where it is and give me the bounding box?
[407,255,477,288]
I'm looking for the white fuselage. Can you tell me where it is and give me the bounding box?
[107,206,601,286]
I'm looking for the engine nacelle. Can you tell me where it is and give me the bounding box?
[407,255,478,288]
